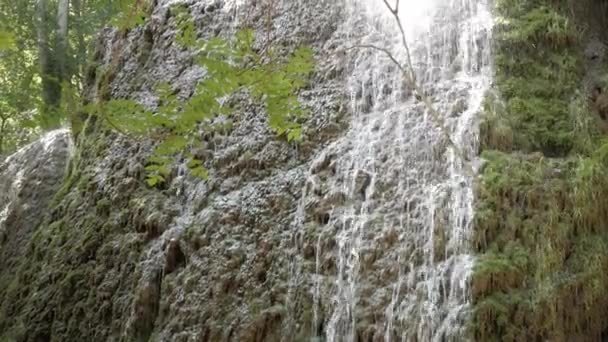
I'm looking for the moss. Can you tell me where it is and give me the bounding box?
[479,105,514,152]
[473,0,608,339]
[485,0,584,156]
[0,147,167,341]
[50,170,81,208]
[473,149,608,339]
[96,198,111,216]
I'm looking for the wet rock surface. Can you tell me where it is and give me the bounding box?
[0,0,347,341]
[0,0,489,340]
[0,129,71,272]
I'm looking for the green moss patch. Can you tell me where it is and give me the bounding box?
[489,1,583,156]
[472,0,608,340]
[0,130,171,341]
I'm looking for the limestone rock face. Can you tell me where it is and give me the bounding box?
[0,1,348,341]
[0,129,71,265]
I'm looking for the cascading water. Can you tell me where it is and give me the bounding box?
[290,0,493,340]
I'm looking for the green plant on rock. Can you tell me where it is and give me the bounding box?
[498,5,577,47]
[572,140,608,228]
[94,7,314,186]
[111,0,149,31]
[473,0,608,339]
[0,31,13,50]
[491,0,583,156]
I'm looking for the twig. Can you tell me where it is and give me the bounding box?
[344,44,407,75]
[346,1,474,175]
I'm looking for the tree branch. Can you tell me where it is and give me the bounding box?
[382,0,397,14]
[347,2,474,175]
[344,44,407,75]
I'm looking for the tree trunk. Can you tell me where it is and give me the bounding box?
[56,0,69,83]
[72,0,87,87]
[37,0,61,128]
[0,116,6,155]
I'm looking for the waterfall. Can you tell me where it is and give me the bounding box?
[291,0,493,340]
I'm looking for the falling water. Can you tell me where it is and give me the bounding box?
[296,0,493,340]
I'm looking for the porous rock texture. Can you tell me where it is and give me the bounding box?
[0,0,350,341]
[0,129,71,278]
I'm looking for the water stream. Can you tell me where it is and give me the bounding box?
[295,0,493,340]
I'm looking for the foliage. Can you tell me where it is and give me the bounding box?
[497,5,577,47]
[97,7,314,186]
[473,0,608,340]
[473,149,608,340]
[492,0,583,156]
[0,43,40,154]
[0,155,171,340]
[110,0,148,31]
[0,0,146,155]
[0,31,13,49]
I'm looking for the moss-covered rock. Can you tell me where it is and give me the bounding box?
[0,0,346,340]
[472,0,608,339]
[490,1,584,156]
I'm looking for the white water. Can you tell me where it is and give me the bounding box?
[294,0,493,340]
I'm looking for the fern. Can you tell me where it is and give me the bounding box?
[172,5,197,48]
[111,0,148,31]
[98,7,314,186]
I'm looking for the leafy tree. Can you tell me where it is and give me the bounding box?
[0,48,39,154]
[0,0,311,179]
[36,0,62,128]
[0,0,145,154]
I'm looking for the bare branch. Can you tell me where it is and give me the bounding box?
[376,1,417,86]
[343,42,471,173]
[365,0,474,174]
[381,0,397,14]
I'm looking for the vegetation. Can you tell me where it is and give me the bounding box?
[0,30,13,49]
[472,0,608,339]
[1,0,312,185]
[0,1,315,339]
[0,0,149,155]
[6,0,608,339]
[490,1,583,155]
[89,5,314,185]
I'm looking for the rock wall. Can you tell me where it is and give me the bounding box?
[0,0,347,341]
[0,130,72,340]
[0,129,71,279]
[3,0,608,341]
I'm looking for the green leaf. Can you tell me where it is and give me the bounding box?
[190,166,209,179]
[100,28,314,186]
[146,174,165,187]
[176,20,197,48]
[111,0,148,30]
[187,158,203,168]
[148,156,171,165]
[103,99,154,134]
[287,127,302,142]
[0,31,14,50]
[155,135,188,156]
[235,29,255,55]
[144,163,171,176]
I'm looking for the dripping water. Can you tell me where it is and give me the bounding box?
[289,0,493,340]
